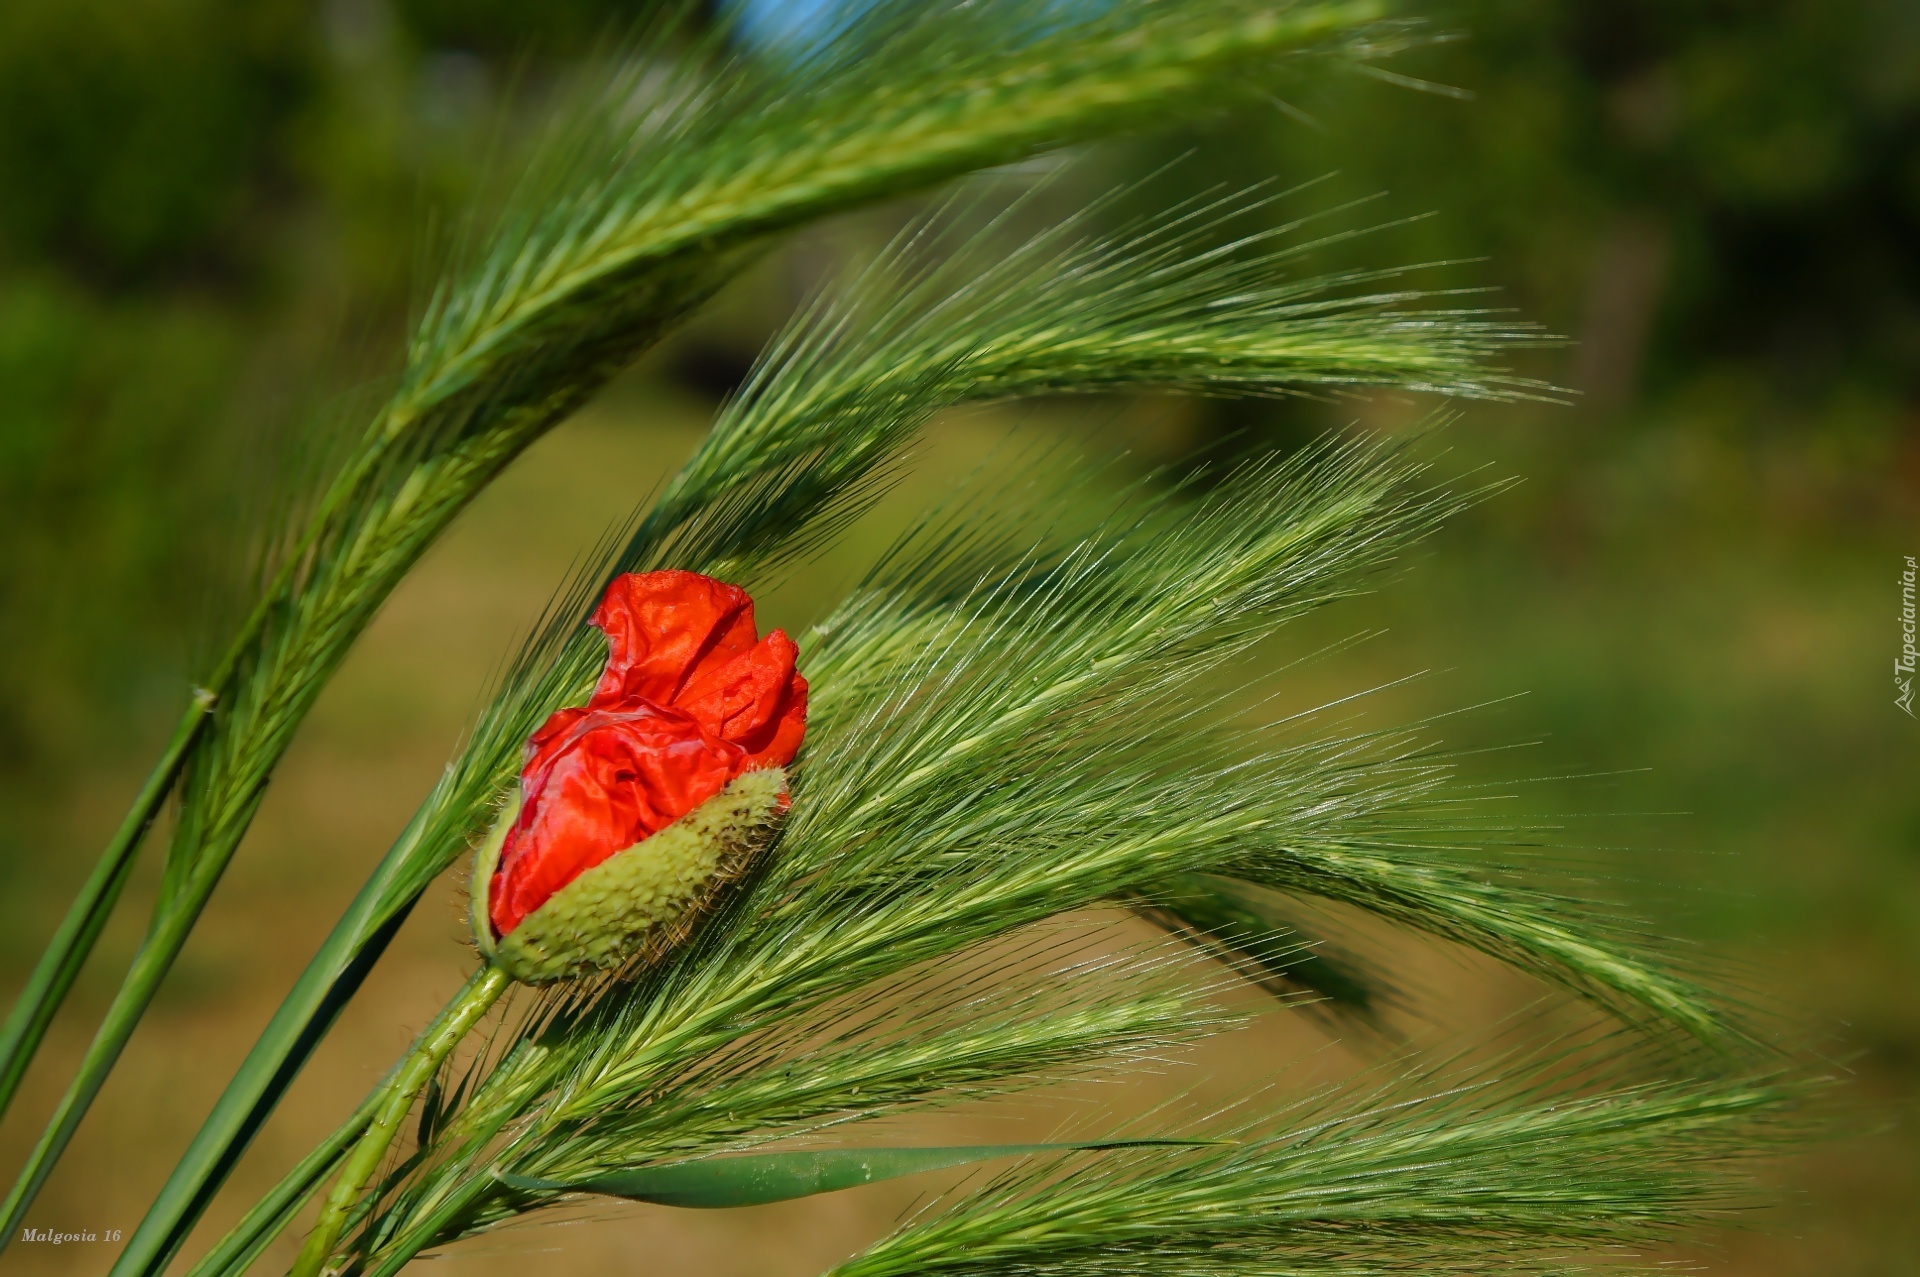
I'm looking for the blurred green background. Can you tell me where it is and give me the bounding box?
[0,1,1914,1273]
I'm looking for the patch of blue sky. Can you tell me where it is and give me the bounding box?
[722,0,1114,57]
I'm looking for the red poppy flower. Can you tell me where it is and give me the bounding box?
[487,571,807,939]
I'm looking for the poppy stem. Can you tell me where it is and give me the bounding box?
[291,963,511,1277]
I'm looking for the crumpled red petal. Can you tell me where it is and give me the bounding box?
[587,571,760,708]
[489,570,807,939]
[677,628,807,766]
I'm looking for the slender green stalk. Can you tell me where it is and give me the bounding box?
[184,1080,386,1277]
[0,423,542,1246]
[0,423,420,1128]
[1,873,209,1233]
[0,812,328,1236]
[121,187,1548,1277]
[321,439,1747,1268]
[292,964,509,1277]
[361,1175,494,1277]
[15,5,1409,1258]
[0,687,214,1115]
[110,792,464,1277]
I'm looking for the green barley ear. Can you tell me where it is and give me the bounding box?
[1132,872,1392,1029]
[292,434,1775,1276]
[130,5,1813,1268]
[149,170,1556,1277]
[31,4,1438,1269]
[827,1057,1824,1277]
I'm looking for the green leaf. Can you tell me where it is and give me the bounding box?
[498,1140,1212,1208]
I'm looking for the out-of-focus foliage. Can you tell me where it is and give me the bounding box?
[0,1,1913,1270]
[0,1,296,787]
[0,0,313,285]
[0,0,1909,854]
[7,0,1908,765]
[0,0,490,819]
[1115,0,1920,422]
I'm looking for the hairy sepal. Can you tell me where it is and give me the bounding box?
[475,769,788,984]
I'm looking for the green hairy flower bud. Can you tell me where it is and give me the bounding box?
[472,768,789,984]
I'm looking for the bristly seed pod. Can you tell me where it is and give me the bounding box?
[471,571,807,984]
[472,768,789,983]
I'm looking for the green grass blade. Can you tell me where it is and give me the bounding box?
[0,891,206,1236]
[145,189,1540,1274]
[312,432,1764,1268]
[64,6,1416,1265]
[501,1140,1213,1208]
[107,817,438,1277]
[181,1089,380,1277]
[0,688,213,1117]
